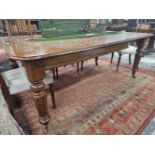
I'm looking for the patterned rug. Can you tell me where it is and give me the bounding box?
[15,58,155,135]
[140,111,155,135]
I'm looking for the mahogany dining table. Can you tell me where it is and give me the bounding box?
[2,32,153,129]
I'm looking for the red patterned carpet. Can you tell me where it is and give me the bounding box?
[14,58,155,135]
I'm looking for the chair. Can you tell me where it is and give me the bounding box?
[1,20,56,114]
[79,57,99,71]
[52,57,99,80]
[111,45,137,71]
[4,19,33,37]
[136,24,151,33]
[0,67,56,116]
[3,20,33,69]
[111,24,151,71]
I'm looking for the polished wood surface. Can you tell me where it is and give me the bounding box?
[2,31,153,131]
[4,32,153,60]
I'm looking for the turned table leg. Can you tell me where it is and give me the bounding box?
[23,61,50,131]
[132,39,145,78]
[30,81,49,124]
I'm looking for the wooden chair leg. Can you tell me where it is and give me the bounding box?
[117,53,122,71]
[49,83,56,109]
[129,54,132,65]
[95,57,99,66]
[55,67,59,79]
[77,62,79,73]
[81,61,84,71]
[111,52,114,64]
[52,68,56,80]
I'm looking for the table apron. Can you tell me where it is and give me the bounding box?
[41,42,128,69]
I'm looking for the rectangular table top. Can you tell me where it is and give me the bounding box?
[2,32,153,61]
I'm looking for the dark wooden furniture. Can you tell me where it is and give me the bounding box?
[4,20,33,69]
[4,19,33,37]
[1,20,56,116]
[127,23,155,49]
[1,20,40,36]
[0,67,56,117]
[111,24,151,71]
[3,32,153,129]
